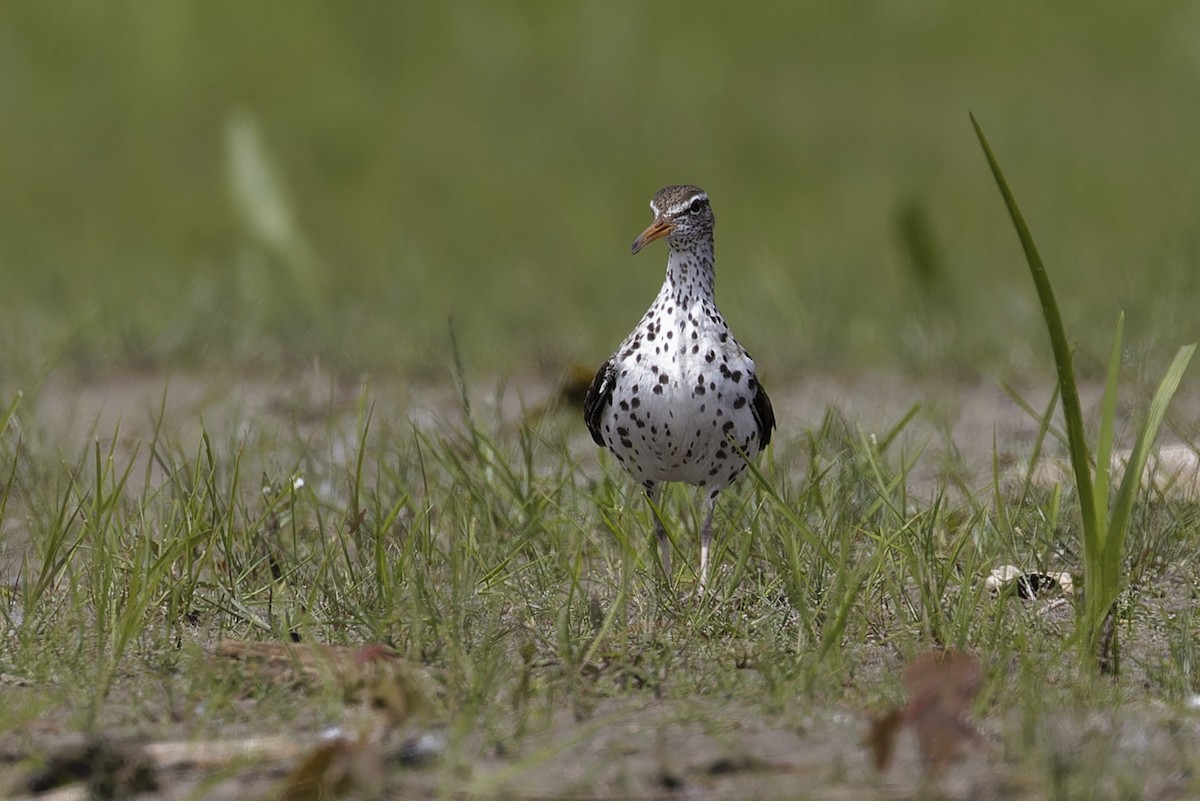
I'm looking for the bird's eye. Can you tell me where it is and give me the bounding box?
[688,198,705,215]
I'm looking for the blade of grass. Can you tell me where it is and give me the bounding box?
[1104,343,1196,597]
[973,113,1196,670]
[971,114,1098,548]
[1092,313,1123,538]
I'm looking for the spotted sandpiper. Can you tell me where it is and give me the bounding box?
[584,184,775,590]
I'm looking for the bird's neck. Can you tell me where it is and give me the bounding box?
[662,239,716,302]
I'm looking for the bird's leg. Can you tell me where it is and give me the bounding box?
[644,482,671,584]
[699,490,719,594]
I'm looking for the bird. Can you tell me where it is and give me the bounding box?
[584,184,775,591]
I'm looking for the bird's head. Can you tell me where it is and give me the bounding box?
[631,184,713,255]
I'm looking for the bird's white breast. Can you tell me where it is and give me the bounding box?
[602,296,761,489]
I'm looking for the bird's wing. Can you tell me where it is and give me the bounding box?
[583,359,616,447]
[751,378,776,449]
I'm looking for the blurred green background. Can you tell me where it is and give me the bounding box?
[3,1,1200,382]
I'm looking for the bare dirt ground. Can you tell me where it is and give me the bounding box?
[1,368,1124,476]
[21,366,1200,498]
[5,368,1200,800]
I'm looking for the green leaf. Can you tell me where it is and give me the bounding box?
[970,113,1098,548]
[1103,342,1197,599]
[1092,312,1124,542]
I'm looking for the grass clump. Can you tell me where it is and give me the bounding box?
[2,368,1200,797]
[973,114,1197,674]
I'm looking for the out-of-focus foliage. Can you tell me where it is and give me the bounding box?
[2,2,1199,376]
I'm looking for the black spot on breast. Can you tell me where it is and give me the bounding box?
[733,397,746,409]
[653,385,663,395]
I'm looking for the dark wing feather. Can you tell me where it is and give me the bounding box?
[751,377,776,449]
[583,359,616,447]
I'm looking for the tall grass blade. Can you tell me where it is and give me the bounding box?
[971,114,1098,548]
[226,111,324,308]
[1104,343,1197,595]
[0,392,20,434]
[973,113,1197,670]
[1002,383,1061,507]
[1092,313,1124,541]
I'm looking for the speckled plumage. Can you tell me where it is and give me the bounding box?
[584,185,775,589]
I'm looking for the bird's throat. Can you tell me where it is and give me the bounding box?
[664,240,716,301]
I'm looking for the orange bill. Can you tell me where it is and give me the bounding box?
[631,218,674,254]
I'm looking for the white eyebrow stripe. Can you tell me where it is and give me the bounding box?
[666,192,708,216]
[650,200,659,214]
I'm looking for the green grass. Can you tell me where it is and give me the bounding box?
[4,373,1200,796]
[973,115,1198,673]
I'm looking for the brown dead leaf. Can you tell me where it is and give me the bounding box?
[214,639,426,721]
[903,649,983,770]
[902,649,982,715]
[864,708,904,772]
[276,736,383,801]
[866,648,984,774]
